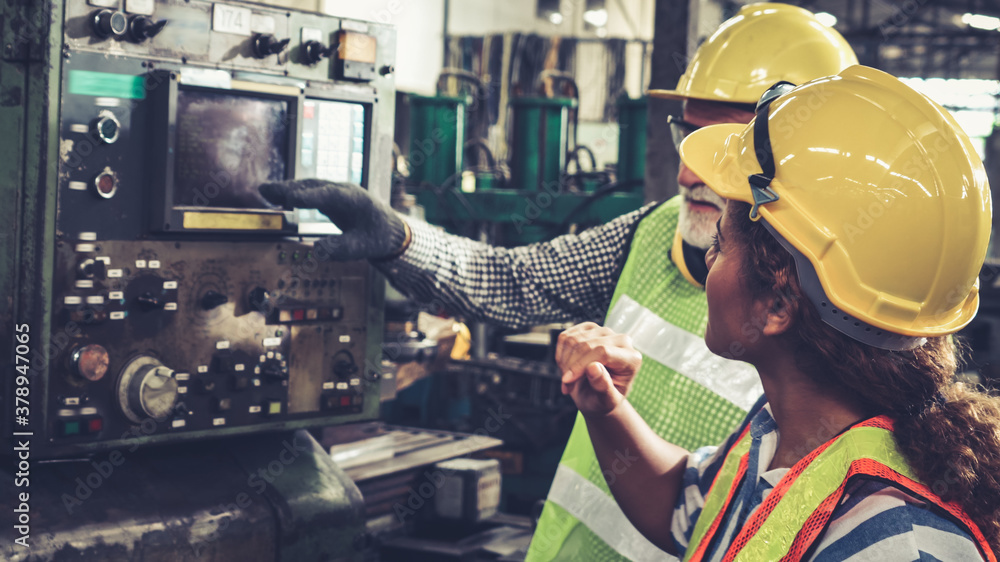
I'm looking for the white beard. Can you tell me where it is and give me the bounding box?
[678,185,725,250]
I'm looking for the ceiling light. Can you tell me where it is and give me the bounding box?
[583,8,609,27]
[548,12,564,25]
[815,12,837,27]
[962,12,1000,31]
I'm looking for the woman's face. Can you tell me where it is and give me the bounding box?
[703,203,760,361]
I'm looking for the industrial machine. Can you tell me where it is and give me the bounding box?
[0,1,403,559]
[2,0,396,459]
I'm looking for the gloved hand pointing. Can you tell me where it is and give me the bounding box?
[258,179,409,261]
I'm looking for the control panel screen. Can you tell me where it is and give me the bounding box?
[173,90,290,209]
[296,99,367,227]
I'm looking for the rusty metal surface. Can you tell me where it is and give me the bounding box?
[0,429,368,561]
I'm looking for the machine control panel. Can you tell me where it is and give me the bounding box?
[3,0,398,458]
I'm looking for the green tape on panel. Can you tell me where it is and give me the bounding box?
[68,70,146,100]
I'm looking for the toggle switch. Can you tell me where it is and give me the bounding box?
[128,15,167,42]
[253,34,290,59]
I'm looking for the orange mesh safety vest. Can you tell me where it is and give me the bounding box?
[683,415,997,562]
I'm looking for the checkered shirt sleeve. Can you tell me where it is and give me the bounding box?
[374,204,658,329]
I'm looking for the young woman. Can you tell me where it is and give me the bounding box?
[557,66,1000,561]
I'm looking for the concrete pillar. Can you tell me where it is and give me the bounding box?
[643,0,688,203]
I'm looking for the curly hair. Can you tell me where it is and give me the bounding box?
[727,200,1000,552]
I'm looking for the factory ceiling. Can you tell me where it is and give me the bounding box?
[778,0,1000,80]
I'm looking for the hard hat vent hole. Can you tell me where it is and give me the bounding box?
[831,309,838,314]
[854,322,860,327]
[865,327,871,332]
[843,316,849,321]
[821,302,827,307]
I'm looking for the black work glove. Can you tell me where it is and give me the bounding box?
[258,179,409,261]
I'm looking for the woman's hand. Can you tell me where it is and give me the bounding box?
[557,323,642,416]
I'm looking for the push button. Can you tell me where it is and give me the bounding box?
[60,420,81,437]
[87,417,103,433]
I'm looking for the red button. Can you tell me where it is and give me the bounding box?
[88,418,103,433]
[292,309,305,321]
[340,395,351,406]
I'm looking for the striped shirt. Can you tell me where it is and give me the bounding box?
[671,398,985,561]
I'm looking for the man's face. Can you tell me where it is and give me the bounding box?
[677,99,756,249]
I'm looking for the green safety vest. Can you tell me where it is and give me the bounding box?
[684,414,996,562]
[526,196,763,561]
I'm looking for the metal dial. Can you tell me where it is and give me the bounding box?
[118,356,179,423]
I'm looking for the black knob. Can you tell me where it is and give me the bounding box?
[379,65,394,76]
[248,287,271,313]
[303,40,331,64]
[261,359,286,380]
[93,10,127,39]
[78,258,107,280]
[333,359,358,378]
[194,376,217,394]
[201,290,229,310]
[253,34,290,59]
[129,16,167,42]
[136,292,165,310]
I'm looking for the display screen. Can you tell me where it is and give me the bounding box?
[296,99,367,227]
[173,90,289,209]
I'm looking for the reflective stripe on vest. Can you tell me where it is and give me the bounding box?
[526,197,757,562]
[683,416,997,562]
[606,295,762,412]
[546,464,670,561]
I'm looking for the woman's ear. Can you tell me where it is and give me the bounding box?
[760,293,797,336]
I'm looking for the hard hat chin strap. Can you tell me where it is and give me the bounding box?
[747,81,796,221]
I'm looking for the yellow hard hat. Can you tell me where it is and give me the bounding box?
[650,3,858,104]
[679,65,991,349]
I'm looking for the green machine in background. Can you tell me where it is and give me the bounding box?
[510,97,577,191]
[407,94,468,188]
[406,87,648,246]
[616,96,648,185]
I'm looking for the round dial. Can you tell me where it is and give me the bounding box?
[93,9,127,38]
[93,111,121,144]
[118,356,180,423]
[72,344,109,382]
[93,168,118,199]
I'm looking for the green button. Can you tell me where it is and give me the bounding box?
[268,401,282,415]
[279,252,287,260]
[63,421,80,436]
[292,252,300,260]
